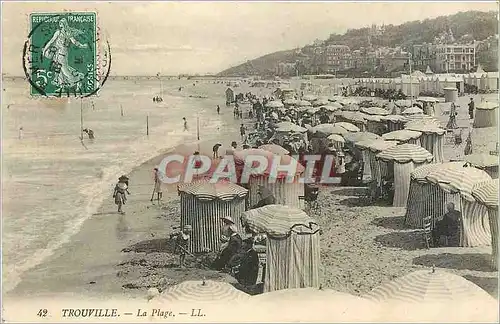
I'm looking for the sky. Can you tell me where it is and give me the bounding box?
[2,1,497,76]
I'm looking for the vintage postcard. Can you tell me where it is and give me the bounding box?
[1,1,499,322]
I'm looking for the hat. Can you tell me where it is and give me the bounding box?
[184,225,192,231]
[119,175,129,181]
[220,216,235,224]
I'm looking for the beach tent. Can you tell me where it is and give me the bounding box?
[473,101,498,128]
[297,100,312,108]
[313,98,329,107]
[309,123,349,137]
[403,114,442,129]
[283,98,298,106]
[376,144,433,207]
[302,94,318,102]
[327,133,345,152]
[363,114,387,135]
[404,124,446,163]
[382,130,422,145]
[364,269,494,303]
[405,162,464,228]
[355,140,398,194]
[155,279,250,302]
[178,180,248,253]
[344,132,381,180]
[472,179,499,270]
[333,111,367,131]
[265,100,284,109]
[273,122,308,147]
[401,107,424,116]
[360,107,389,116]
[335,122,360,133]
[225,87,234,103]
[464,153,499,179]
[425,166,492,247]
[233,149,305,209]
[259,144,289,156]
[379,115,407,132]
[242,205,320,292]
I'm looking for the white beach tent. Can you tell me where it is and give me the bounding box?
[376,144,434,207]
[379,114,408,132]
[473,101,498,128]
[382,129,422,145]
[405,162,464,228]
[233,149,305,209]
[405,124,446,163]
[178,180,248,253]
[472,179,499,270]
[242,205,321,293]
[355,139,398,192]
[425,166,492,247]
[344,131,381,180]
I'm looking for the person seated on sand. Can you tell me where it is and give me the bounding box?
[213,217,242,271]
[228,237,260,287]
[212,143,222,159]
[113,176,130,214]
[83,128,95,139]
[432,202,461,247]
[251,186,276,209]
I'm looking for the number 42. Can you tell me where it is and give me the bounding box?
[37,309,48,317]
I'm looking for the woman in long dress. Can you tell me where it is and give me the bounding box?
[446,102,458,129]
[113,176,130,214]
[42,17,88,88]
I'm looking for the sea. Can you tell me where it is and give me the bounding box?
[1,78,234,293]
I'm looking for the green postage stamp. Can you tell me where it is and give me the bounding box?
[25,12,107,97]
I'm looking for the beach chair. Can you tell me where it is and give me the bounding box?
[422,215,433,249]
[301,184,320,213]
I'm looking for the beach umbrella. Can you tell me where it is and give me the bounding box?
[265,100,284,109]
[335,122,360,132]
[382,130,422,143]
[306,106,321,114]
[241,204,319,238]
[313,99,329,107]
[343,131,380,144]
[394,99,412,107]
[327,133,345,143]
[341,103,360,111]
[364,269,493,303]
[464,153,499,168]
[283,98,298,106]
[322,102,343,110]
[157,280,250,302]
[259,144,290,156]
[404,115,442,129]
[328,95,345,102]
[296,100,312,107]
[405,124,445,135]
[252,287,369,303]
[379,114,408,123]
[319,105,340,112]
[361,106,389,116]
[402,107,424,115]
[377,143,433,164]
[472,179,499,210]
[337,111,368,124]
[275,122,307,133]
[302,94,318,102]
[310,123,348,137]
[416,96,440,103]
[355,139,398,152]
[363,114,382,122]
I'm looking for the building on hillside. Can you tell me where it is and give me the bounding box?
[411,43,437,72]
[434,43,476,73]
[324,45,352,72]
[275,62,297,76]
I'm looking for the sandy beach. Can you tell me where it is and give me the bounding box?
[7,88,498,302]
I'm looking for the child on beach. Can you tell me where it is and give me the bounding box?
[212,143,222,159]
[240,124,246,140]
[113,176,130,214]
[151,168,162,203]
[172,225,192,268]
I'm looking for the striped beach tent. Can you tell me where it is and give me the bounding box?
[382,130,422,145]
[333,111,367,131]
[242,205,320,293]
[465,153,499,179]
[405,162,464,228]
[403,114,442,129]
[156,280,250,303]
[473,101,498,128]
[344,132,381,180]
[310,124,349,137]
[405,125,446,163]
[472,179,499,270]
[259,144,289,156]
[363,114,387,135]
[234,149,305,209]
[379,114,408,132]
[335,121,360,133]
[356,140,398,192]
[376,144,433,207]
[361,106,390,116]
[425,166,492,247]
[402,106,424,115]
[364,269,494,303]
[178,180,248,253]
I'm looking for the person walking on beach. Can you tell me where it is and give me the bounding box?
[468,98,475,120]
[240,124,246,140]
[234,107,238,119]
[217,105,220,115]
[151,168,163,203]
[18,126,23,140]
[113,175,130,214]
[183,117,188,131]
[231,141,237,150]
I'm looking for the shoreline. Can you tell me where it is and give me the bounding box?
[6,91,253,299]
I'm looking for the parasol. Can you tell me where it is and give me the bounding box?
[376,143,433,164]
[259,144,290,156]
[472,179,499,209]
[361,106,389,116]
[156,280,250,302]
[335,121,360,132]
[382,130,422,142]
[309,123,348,137]
[265,100,284,109]
[402,107,424,115]
[343,131,380,144]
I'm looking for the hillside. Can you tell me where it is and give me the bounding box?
[218,10,498,76]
